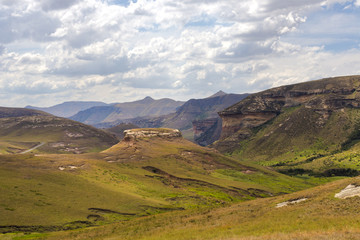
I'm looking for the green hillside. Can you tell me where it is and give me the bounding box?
[25,174,360,240]
[0,129,317,236]
[0,108,118,154]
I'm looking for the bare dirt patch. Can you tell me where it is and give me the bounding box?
[335,184,360,199]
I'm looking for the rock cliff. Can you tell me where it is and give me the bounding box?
[192,118,222,146]
[123,128,182,141]
[215,76,360,154]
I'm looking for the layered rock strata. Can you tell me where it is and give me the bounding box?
[216,76,360,152]
[123,128,182,141]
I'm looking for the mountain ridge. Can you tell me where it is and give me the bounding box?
[118,93,249,145]
[70,97,185,125]
[26,101,109,118]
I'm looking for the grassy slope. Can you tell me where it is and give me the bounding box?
[231,106,360,175]
[31,176,360,240]
[0,115,118,154]
[0,136,317,235]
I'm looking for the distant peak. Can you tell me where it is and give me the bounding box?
[137,96,155,103]
[208,90,227,98]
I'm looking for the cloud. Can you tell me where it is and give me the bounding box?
[41,0,80,11]
[0,2,60,44]
[0,0,359,107]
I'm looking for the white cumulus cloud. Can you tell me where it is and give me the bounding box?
[0,0,359,107]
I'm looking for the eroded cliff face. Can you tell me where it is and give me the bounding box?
[192,118,222,146]
[216,76,360,153]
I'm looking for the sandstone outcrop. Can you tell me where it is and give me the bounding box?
[123,128,182,141]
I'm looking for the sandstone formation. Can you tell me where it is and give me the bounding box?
[123,128,182,141]
[215,76,360,153]
[192,118,222,146]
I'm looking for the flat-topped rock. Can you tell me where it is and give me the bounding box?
[123,128,182,140]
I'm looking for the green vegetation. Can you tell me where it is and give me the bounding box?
[229,107,360,178]
[0,115,118,154]
[3,76,360,239]
[12,176,360,240]
[0,136,317,237]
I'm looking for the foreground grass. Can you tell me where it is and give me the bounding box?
[9,176,358,240]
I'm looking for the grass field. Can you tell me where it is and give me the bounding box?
[8,175,359,240]
[0,136,326,237]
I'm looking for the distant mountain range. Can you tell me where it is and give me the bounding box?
[24,92,248,146]
[26,101,109,118]
[69,96,185,125]
[119,91,249,145]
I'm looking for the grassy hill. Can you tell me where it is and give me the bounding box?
[0,129,319,237]
[0,107,118,154]
[20,173,360,240]
[0,107,50,118]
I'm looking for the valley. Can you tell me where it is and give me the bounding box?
[1,76,360,239]
[0,128,317,235]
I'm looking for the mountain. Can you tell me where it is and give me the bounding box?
[214,75,360,176]
[26,101,109,118]
[0,106,50,118]
[105,123,139,139]
[0,128,313,235]
[0,107,118,154]
[70,97,185,125]
[207,90,227,98]
[126,93,249,145]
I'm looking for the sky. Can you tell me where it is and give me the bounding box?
[1,0,360,107]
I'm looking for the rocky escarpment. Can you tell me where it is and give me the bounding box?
[192,118,222,146]
[123,128,182,141]
[215,76,360,153]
